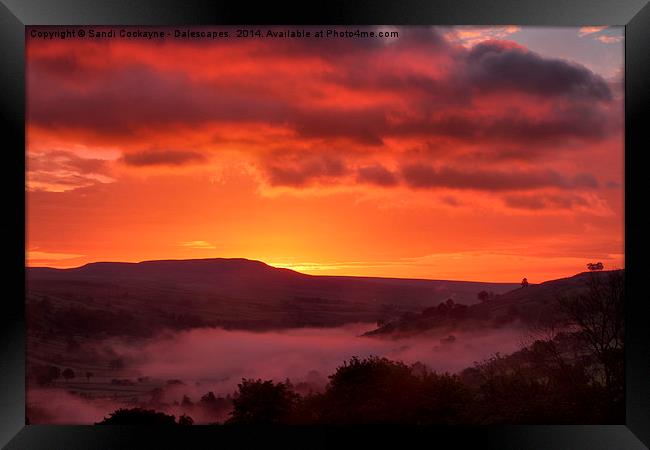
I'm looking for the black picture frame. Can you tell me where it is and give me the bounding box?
[2,1,649,448]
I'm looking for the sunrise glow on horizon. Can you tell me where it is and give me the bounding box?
[26,26,624,283]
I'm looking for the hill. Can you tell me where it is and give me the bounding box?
[27,258,519,335]
[364,270,622,337]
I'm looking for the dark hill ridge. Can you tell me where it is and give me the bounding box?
[27,257,519,336]
[364,270,623,337]
[28,258,302,295]
[29,258,299,283]
[28,257,519,310]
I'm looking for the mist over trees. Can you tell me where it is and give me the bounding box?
[94,270,624,425]
[27,268,623,426]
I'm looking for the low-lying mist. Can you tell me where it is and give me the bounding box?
[120,323,525,389]
[28,322,528,424]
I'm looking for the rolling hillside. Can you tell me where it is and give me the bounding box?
[364,270,623,337]
[27,258,519,334]
[25,257,519,400]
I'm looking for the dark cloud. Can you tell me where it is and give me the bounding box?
[400,164,598,192]
[29,63,388,145]
[484,107,612,143]
[293,109,387,146]
[391,106,612,147]
[265,154,347,187]
[571,173,599,188]
[27,29,619,153]
[265,158,600,194]
[457,147,546,163]
[504,194,590,210]
[28,63,297,135]
[30,53,87,80]
[121,150,206,167]
[465,40,612,101]
[356,164,399,187]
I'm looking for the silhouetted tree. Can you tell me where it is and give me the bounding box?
[226,379,300,425]
[521,278,529,288]
[416,371,472,424]
[33,365,61,386]
[199,391,232,417]
[464,335,612,424]
[178,414,194,426]
[477,291,490,302]
[317,356,418,424]
[311,356,471,425]
[587,262,604,271]
[62,368,75,380]
[557,271,624,401]
[96,408,184,425]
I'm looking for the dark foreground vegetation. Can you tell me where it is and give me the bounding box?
[92,271,624,425]
[96,408,194,425]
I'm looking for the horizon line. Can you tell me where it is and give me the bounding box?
[25,256,622,285]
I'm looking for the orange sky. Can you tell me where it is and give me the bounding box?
[25,26,624,282]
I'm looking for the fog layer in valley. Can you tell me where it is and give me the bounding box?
[28,322,526,424]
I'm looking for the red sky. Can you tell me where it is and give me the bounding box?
[25,26,624,282]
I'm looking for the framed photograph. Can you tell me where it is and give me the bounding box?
[2,0,649,448]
